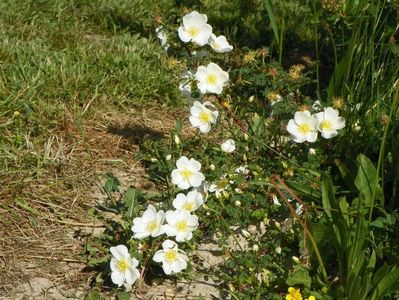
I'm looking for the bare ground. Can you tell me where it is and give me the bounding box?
[1,105,225,299]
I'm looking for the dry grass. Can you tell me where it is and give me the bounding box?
[0,105,187,297]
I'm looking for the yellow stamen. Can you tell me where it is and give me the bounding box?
[147,221,158,232]
[180,169,193,180]
[298,123,310,134]
[320,120,332,131]
[188,26,199,37]
[206,74,217,85]
[116,259,129,272]
[199,111,211,123]
[176,220,188,232]
[183,202,194,211]
[164,250,178,263]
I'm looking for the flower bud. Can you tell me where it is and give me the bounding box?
[275,246,282,254]
[249,95,255,102]
[165,154,172,160]
[252,244,259,252]
[309,148,316,155]
[150,157,157,162]
[241,229,251,238]
[234,188,243,194]
[209,164,215,171]
[174,134,181,145]
[234,200,241,206]
[292,256,300,264]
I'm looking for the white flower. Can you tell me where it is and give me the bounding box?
[234,165,250,176]
[195,62,229,95]
[163,210,199,242]
[312,100,322,112]
[286,110,318,143]
[272,194,281,206]
[110,245,140,287]
[208,34,233,53]
[171,156,205,190]
[177,11,212,46]
[209,175,232,199]
[189,101,218,133]
[315,107,345,139]
[155,26,169,51]
[172,191,204,212]
[221,139,236,153]
[179,71,202,101]
[153,240,189,275]
[193,180,210,201]
[131,204,165,239]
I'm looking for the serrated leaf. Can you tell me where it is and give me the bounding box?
[104,172,120,193]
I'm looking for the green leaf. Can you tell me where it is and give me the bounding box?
[85,288,101,300]
[335,159,355,190]
[87,256,109,267]
[354,154,381,208]
[286,266,312,288]
[123,188,140,218]
[117,291,131,300]
[104,172,120,193]
[370,267,399,299]
[264,0,279,46]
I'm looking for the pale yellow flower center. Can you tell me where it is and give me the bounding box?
[199,111,211,123]
[320,120,332,131]
[176,220,188,232]
[183,202,194,211]
[164,250,178,263]
[116,259,129,272]
[180,168,193,180]
[211,42,220,49]
[188,26,199,37]
[206,74,218,85]
[298,123,310,134]
[216,178,229,190]
[147,221,158,232]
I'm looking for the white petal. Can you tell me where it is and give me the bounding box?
[111,271,125,287]
[125,268,139,285]
[110,245,128,260]
[176,156,189,169]
[177,27,191,43]
[133,231,150,240]
[163,224,177,237]
[162,239,177,250]
[189,159,201,171]
[189,172,204,187]
[324,107,339,120]
[199,123,211,133]
[192,24,212,46]
[162,263,173,275]
[321,130,338,139]
[183,11,207,28]
[294,111,312,125]
[153,250,164,262]
[306,132,318,142]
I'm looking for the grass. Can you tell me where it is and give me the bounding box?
[0,0,184,295]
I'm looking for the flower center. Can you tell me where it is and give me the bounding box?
[147,221,158,232]
[176,220,188,232]
[180,168,193,180]
[183,202,194,211]
[216,178,229,190]
[188,26,199,37]
[320,120,332,131]
[199,111,211,123]
[164,250,178,263]
[116,259,129,272]
[298,123,310,134]
[206,74,218,85]
[211,42,220,49]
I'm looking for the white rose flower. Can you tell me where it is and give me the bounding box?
[221,139,236,153]
[171,156,205,190]
[153,239,189,275]
[163,210,199,242]
[208,34,233,53]
[315,107,345,139]
[189,101,218,133]
[155,26,169,51]
[177,11,212,46]
[172,190,204,212]
[286,110,318,143]
[195,62,229,95]
[110,245,140,287]
[131,204,165,239]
